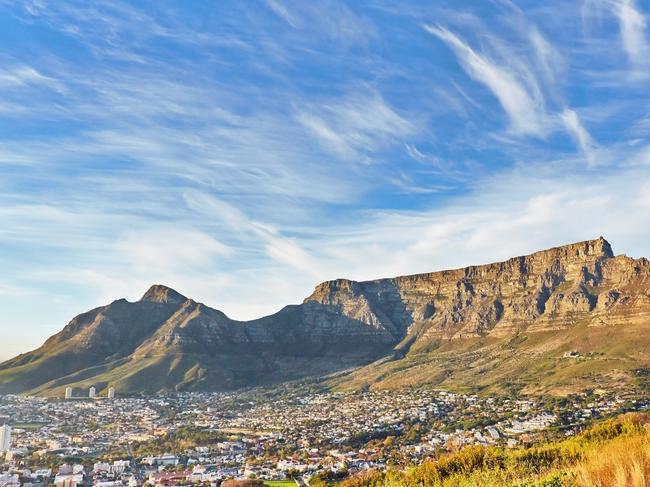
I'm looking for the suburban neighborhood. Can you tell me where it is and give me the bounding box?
[1,388,647,486]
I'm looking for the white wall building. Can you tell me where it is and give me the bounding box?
[112,460,129,474]
[0,473,19,487]
[107,387,115,399]
[0,424,12,452]
[65,387,73,399]
[89,387,96,399]
[54,473,83,487]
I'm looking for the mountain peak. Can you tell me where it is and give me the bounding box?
[510,237,614,264]
[549,236,614,259]
[595,236,614,257]
[3,237,648,397]
[140,284,187,305]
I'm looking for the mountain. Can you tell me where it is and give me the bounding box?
[1,237,649,397]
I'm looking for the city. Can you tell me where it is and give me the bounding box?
[1,387,647,486]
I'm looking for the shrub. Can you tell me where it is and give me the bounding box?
[337,412,650,487]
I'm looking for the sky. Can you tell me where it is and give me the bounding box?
[1,0,650,360]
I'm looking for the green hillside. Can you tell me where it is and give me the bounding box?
[327,321,650,397]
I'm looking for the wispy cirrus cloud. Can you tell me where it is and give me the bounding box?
[560,109,600,166]
[1,0,650,360]
[527,27,565,94]
[424,19,616,167]
[296,89,415,161]
[582,0,650,78]
[265,0,300,28]
[0,65,61,90]
[616,0,650,70]
[424,25,549,137]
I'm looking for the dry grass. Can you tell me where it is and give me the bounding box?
[337,413,650,487]
[573,429,650,487]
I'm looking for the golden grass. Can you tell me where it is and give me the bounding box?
[337,413,650,487]
[573,429,650,487]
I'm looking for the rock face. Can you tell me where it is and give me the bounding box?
[304,237,650,348]
[1,237,649,396]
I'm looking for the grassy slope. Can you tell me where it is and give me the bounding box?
[4,298,649,397]
[327,320,650,396]
[334,412,650,487]
[24,352,264,396]
[26,320,650,397]
[23,350,382,397]
[0,344,107,394]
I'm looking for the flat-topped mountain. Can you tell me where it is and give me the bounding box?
[1,237,649,397]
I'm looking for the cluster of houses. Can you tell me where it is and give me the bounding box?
[0,389,646,486]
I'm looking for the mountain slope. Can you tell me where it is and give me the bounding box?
[1,237,649,396]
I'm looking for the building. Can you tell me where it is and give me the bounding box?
[107,387,115,400]
[65,387,73,399]
[89,387,96,399]
[0,424,12,452]
[486,427,500,440]
[142,454,180,466]
[111,460,130,474]
[0,473,19,487]
[54,473,83,487]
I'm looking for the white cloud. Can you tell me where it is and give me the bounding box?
[560,109,599,165]
[424,25,548,137]
[528,27,564,89]
[11,165,650,329]
[182,191,323,276]
[584,0,650,77]
[0,65,63,91]
[265,0,300,28]
[308,167,650,283]
[115,227,232,272]
[262,233,321,276]
[616,0,649,69]
[3,0,650,360]
[296,89,414,161]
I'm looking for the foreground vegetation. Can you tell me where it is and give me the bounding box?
[333,412,650,487]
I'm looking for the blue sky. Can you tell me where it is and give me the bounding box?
[1,0,650,359]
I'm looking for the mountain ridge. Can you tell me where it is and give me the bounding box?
[2,237,649,397]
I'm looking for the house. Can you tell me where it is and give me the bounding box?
[54,473,84,487]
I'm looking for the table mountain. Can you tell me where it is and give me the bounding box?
[1,237,649,397]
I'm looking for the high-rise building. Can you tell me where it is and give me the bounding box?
[0,425,11,452]
[107,387,115,400]
[65,387,73,399]
[89,387,96,399]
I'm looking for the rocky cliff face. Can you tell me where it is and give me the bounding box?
[1,237,649,396]
[304,237,650,351]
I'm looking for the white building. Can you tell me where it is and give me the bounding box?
[54,473,83,487]
[107,387,115,400]
[0,473,19,487]
[111,460,131,475]
[89,387,96,399]
[94,481,123,487]
[141,454,179,466]
[65,387,73,399]
[487,427,500,440]
[0,424,12,452]
[93,462,111,474]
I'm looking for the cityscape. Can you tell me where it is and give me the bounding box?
[1,387,649,486]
